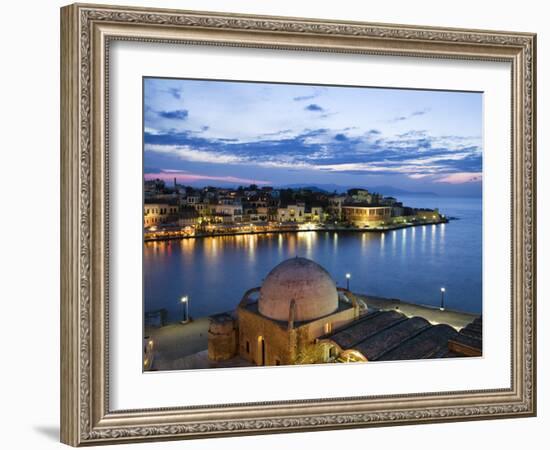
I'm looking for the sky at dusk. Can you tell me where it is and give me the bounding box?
[144,77,483,196]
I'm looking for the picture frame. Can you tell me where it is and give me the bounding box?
[60,2,536,446]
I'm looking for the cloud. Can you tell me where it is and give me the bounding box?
[144,126,482,183]
[334,133,348,142]
[292,88,325,102]
[435,172,482,184]
[167,87,182,99]
[408,173,431,179]
[388,108,430,123]
[144,166,163,174]
[146,144,244,165]
[143,80,481,185]
[397,130,427,138]
[411,108,430,116]
[305,104,324,112]
[158,109,189,120]
[144,168,270,185]
[293,94,317,101]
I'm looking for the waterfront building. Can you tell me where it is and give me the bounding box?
[251,206,269,222]
[143,201,179,227]
[414,208,442,221]
[347,188,376,204]
[341,205,392,227]
[144,179,166,197]
[277,204,305,222]
[192,201,211,217]
[212,204,243,223]
[178,207,199,227]
[184,194,200,205]
[218,196,238,205]
[305,206,324,223]
[382,196,398,205]
[327,195,347,221]
[391,205,405,217]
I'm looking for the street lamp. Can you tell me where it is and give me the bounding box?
[180,295,189,323]
[345,273,351,291]
[440,287,446,311]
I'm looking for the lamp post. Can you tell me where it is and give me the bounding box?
[180,295,189,323]
[345,273,351,291]
[440,287,446,311]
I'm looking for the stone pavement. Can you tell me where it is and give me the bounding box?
[358,295,479,330]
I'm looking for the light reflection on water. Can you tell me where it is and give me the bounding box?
[144,196,482,321]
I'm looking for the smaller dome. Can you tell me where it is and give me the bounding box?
[258,257,338,322]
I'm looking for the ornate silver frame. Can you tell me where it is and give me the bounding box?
[60,3,536,446]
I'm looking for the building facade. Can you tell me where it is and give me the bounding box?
[277,204,306,223]
[143,203,179,227]
[341,205,392,227]
[207,257,365,365]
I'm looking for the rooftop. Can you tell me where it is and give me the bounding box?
[258,257,339,322]
[322,309,481,361]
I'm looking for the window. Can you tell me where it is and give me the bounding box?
[246,341,250,353]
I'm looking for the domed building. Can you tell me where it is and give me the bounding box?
[208,257,365,366]
[207,257,483,367]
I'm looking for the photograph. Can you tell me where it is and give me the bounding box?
[142,78,483,371]
[56,2,537,445]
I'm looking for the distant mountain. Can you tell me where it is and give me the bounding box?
[279,184,334,193]
[279,183,438,197]
[366,186,439,197]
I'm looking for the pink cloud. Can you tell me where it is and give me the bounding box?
[144,170,270,185]
[435,172,482,184]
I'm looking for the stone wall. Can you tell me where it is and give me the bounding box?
[207,315,238,361]
[237,303,358,366]
[238,307,296,366]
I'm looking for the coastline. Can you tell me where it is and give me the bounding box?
[144,218,450,242]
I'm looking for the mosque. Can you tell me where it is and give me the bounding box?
[207,257,482,366]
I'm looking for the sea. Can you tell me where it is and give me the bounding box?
[143,195,482,322]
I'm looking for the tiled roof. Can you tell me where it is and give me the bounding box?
[324,310,481,361]
[448,317,482,356]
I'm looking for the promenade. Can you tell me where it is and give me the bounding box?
[144,218,449,242]
[145,318,209,371]
[358,295,479,330]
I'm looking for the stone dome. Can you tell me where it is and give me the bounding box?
[258,257,338,322]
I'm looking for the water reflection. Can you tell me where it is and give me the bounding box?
[410,227,416,258]
[431,224,437,255]
[307,233,314,259]
[144,207,482,322]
